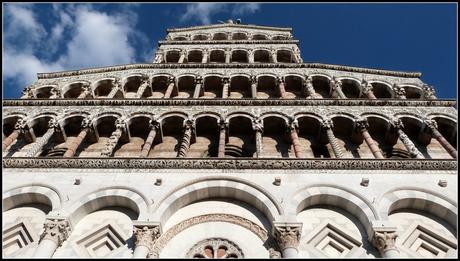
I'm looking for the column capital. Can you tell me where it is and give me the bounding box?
[50,87,61,98]
[115,117,127,131]
[140,76,150,85]
[22,86,34,98]
[81,116,94,130]
[276,76,285,84]
[250,75,257,84]
[222,77,230,85]
[423,118,438,132]
[133,222,161,250]
[195,76,203,85]
[39,218,71,247]
[321,118,334,130]
[423,84,436,99]
[252,118,263,133]
[149,118,160,130]
[183,118,195,129]
[392,84,406,98]
[48,118,61,131]
[361,80,373,94]
[355,117,370,132]
[304,75,313,85]
[331,78,342,89]
[371,227,399,254]
[168,76,175,84]
[219,119,228,130]
[272,222,302,250]
[289,119,299,130]
[14,118,28,134]
[390,117,404,130]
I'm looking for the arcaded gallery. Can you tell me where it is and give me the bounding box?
[2,20,458,258]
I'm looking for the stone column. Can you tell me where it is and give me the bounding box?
[331,78,347,99]
[201,50,209,63]
[107,79,121,98]
[63,117,93,157]
[178,50,186,63]
[372,228,400,258]
[272,223,302,258]
[26,118,60,157]
[225,49,231,63]
[193,76,203,98]
[424,119,457,159]
[218,120,228,158]
[356,118,385,159]
[33,218,71,258]
[252,119,263,158]
[391,118,424,159]
[164,77,176,98]
[21,87,34,99]
[423,84,437,100]
[2,118,27,152]
[321,119,344,158]
[304,76,319,99]
[289,120,305,158]
[177,119,194,158]
[277,77,287,99]
[361,80,377,99]
[77,84,91,99]
[136,77,150,98]
[140,119,160,157]
[50,87,61,99]
[132,223,161,258]
[154,50,164,63]
[393,84,406,99]
[250,76,258,99]
[221,77,230,98]
[271,49,278,63]
[101,118,126,157]
[248,49,254,63]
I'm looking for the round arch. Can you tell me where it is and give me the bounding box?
[3,184,62,212]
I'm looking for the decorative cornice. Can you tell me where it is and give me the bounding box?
[167,23,292,32]
[3,158,457,170]
[36,63,422,79]
[158,40,299,45]
[3,99,456,107]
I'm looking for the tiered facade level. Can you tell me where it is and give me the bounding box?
[2,20,458,258]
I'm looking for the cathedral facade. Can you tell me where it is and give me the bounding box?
[2,20,458,258]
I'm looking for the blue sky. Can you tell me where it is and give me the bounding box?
[3,3,457,99]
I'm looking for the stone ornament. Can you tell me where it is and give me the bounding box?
[372,230,398,253]
[39,219,71,247]
[273,224,302,250]
[133,225,161,250]
[186,238,244,258]
[14,118,28,134]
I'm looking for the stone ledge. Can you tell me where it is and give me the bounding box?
[3,99,456,107]
[2,158,457,170]
[158,40,299,45]
[36,63,422,79]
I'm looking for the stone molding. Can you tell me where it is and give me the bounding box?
[166,23,292,32]
[36,63,422,79]
[3,158,456,170]
[150,213,276,258]
[159,40,299,45]
[3,99,456,107]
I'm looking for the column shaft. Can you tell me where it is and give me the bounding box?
[178,127,192,157]
[278,80,287,99]
[326,128,344,158]
[251,83,258,98]
[77,90,90,99]
[33,239,58,258]
[290,127,305,158]
[366,90,377,99]
[107,86,120,98]
[193,83,202,98]
[335,86,347,99]
[255,131,263,157]
[136,82,149,98]
[2,130,20,152]
[397,129,424,159]
[140,128,157,157]
[164,82,175,98]
[133,245,150,258]
[225,51,231,63]
[218,126,226,158]
[361,130,385,159]
[178,53,186,63]
[101,128,123,157]
[201,52,208,63]
[431,128,457,159]
[222,82,229,98]
[63,128,88,157]
[282,248,298,258]
[26,128,54,157]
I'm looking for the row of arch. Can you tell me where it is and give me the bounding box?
[160,48,299,64]
[168,31,292,41]
[2,178,457,257]
[3,109,456,159]
[27,73,434,100]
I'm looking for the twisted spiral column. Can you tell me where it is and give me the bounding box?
[177,119,195,158]
[252,119,264,158]
[391,118,424,159]
[107,79,121,98]
[218,120,228,158]
[101,118,126,157]
[321,119,344,158]
[304,76,319,99]
[26,118,60,157]
[289,120,305,158]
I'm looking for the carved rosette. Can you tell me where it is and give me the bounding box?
[39,219,71,247]
[372,230,398,254]
[273,225,302,251]
[133,225,160,250]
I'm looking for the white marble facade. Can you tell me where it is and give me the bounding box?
[2,21,458,258]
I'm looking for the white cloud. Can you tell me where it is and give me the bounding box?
[3,4,150,95]
[179,3,261,25]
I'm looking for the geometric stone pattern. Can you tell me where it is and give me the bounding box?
[73,222,127,258]
[2,219,38,257]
